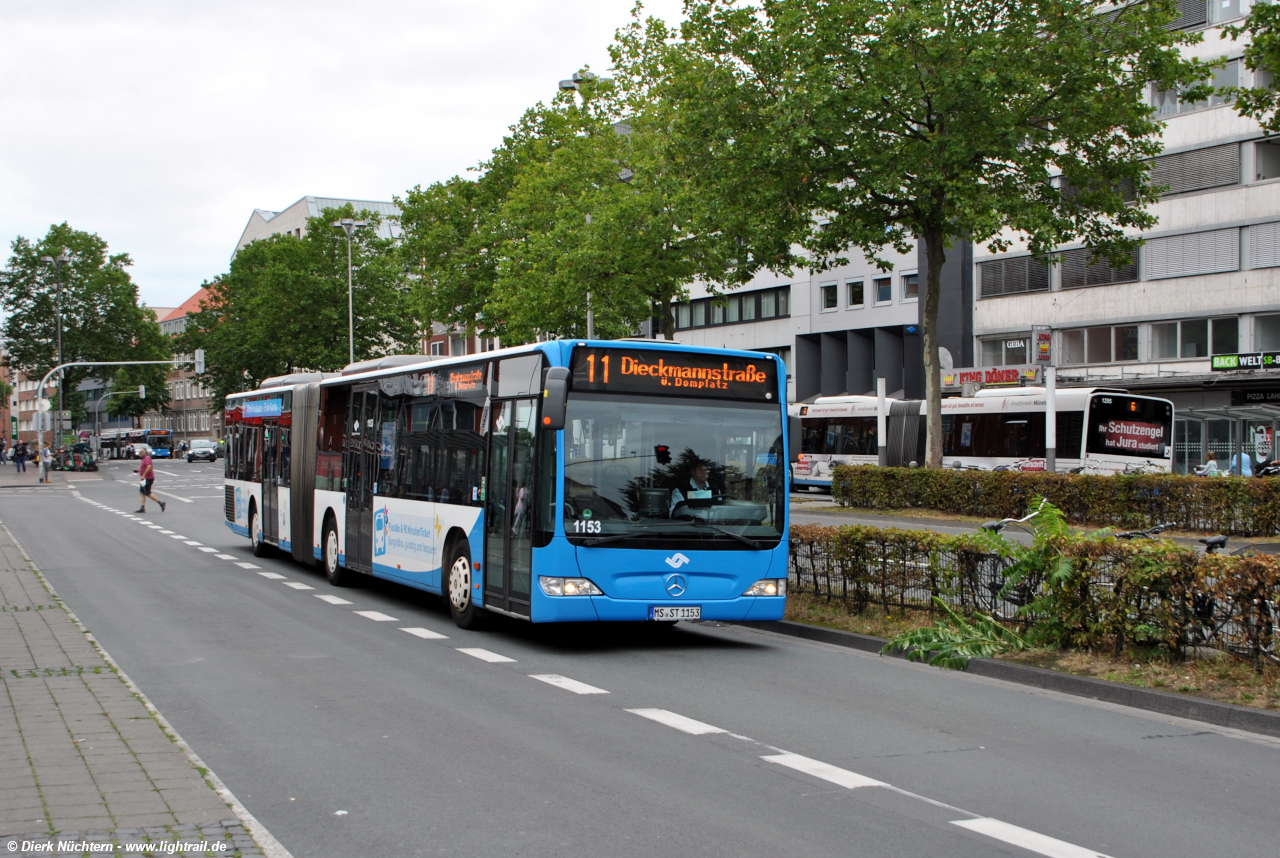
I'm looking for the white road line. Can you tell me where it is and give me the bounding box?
[627,709,726,735]
[951,819,1113,858]
[236,562,261,569]
[257,571,286,580]
[283,581,314,590]
[315,595,354,605]
[354,610,400,622]
[400,627,447,640]
[761,753,885,789]
[214,553,236,560]
[184,540,202,545]
[147,525,163,529]
[457,647,515,663]
[155,490,194,503]
[529,674,608,695]
[197,547,217,553]
[168,534,188,539]
[137,520,153,525]
[155,468,182,476]
[158,530,175,535]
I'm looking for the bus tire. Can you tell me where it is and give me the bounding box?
[323,517,355,587]
[250,504,268,557]
[445,540,483,630]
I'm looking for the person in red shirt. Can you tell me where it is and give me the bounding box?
[135,452,166,513]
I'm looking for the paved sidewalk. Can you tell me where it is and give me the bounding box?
[0,517,286,857]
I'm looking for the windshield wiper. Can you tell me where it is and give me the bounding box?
[685,520,769,549]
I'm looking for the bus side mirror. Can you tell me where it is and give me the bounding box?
[541,367,570,431]
[787,415,802,463]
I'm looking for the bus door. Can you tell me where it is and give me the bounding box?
[261,420,279,544]
[485,398,537,615]
[344,389,379,572]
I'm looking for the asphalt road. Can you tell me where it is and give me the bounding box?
[2,459,1278,858]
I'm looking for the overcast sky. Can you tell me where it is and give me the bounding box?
[0,0,687,310]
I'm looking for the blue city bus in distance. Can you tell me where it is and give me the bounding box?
[223,340,789,628]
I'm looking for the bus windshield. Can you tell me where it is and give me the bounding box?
[1086,394,1172,459]
[563,393,785,549]
[147,432,172,452]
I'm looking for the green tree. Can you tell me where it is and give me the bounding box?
[178,205,416,403]
[1225,3,1280,132]
[614,0,1211,466]
[0,222,173,422]
[104,315,173,422]
[399,75,721,342]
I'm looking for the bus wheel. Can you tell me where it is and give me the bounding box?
[323,518,354,587]
[445,541,483,629]
[250,505,268,557]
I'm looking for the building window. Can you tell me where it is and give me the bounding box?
[874,277,892,304]
[1256,140,1280,181]
[691,302,707,327]
[672,286,788,329]
[711,301,726,324]
[1151,60,1240,115]
[1061,325,1140,364]
[980,335,1029,366]
[726,297,740,323]
[1208,0,1247,24]
[1058,247,1139,289]
[978,256,1050,297]
[1149,143,1241,197]
[1144,228,1239,279]
[1256,314,1280,351]
[1212,316,1238,355]
[820,283,838,311]
[901,273,919,302]
[429,341,443,356]
[756,346,792,377]
[848,280,864,308]
[450,336,465,356]
[1149,317,1237,359]
[676,304,691,329]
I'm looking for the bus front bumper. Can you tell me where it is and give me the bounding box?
[529,595,786,623]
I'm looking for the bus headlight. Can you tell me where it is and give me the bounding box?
[540,577,603,596]
[743,579,786,597]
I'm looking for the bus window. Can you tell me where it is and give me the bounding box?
[316,387,348,491]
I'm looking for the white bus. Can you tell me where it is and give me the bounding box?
[791,387,1174,488]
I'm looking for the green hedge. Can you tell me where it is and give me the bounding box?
[829,466,1280,536]
[790,522,1280,659]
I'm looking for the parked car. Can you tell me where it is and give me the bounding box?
[187,439,218,463]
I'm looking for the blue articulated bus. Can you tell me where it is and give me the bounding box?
[224,340,789,628]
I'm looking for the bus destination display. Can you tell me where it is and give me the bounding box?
[570,347,777,401]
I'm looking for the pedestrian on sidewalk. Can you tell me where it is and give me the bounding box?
[14,441,27,473]
[134,450,166,513]
[39,442,52,483]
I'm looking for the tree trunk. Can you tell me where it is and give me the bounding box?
[659,298,675,340]
[922,229,946,469]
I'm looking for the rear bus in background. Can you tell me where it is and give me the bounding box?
[224,341,790,628]
[791,387,1174,488]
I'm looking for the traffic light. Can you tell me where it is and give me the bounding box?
[654,445,671,465]
[194,349,206,374]
[139,385,146,400]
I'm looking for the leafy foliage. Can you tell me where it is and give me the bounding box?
[1225,3,1280,133]
[882,597,1028,669]
[613,0,1212,466]
[0,223,172,406]
[176,204,416,404]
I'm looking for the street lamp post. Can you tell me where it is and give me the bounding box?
[559,72,604,340]
[331,218,369,365]
[39,250,71,445]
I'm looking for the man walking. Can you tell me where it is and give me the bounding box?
[39,442,52,483]
[135,450,166,513]
[13,441,26,474]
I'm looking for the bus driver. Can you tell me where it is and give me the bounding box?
[670,459,723,514]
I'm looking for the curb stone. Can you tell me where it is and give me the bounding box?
[736,619,1280,738]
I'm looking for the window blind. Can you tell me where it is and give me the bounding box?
[1249,221,1280,270]
[1145,228,1239,280]
[978,256,1050,298]
[1059,247,1140,289]
[1151,144,1240,196]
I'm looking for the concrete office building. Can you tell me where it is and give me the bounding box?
[971,1,1280,472]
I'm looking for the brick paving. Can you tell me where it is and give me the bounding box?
[0,517,285,857]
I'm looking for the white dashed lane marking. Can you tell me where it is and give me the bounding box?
[761,753,885,789]
[399,627,447,640]
[354,611,399,622]
[158,530,175,535]
[315,595,354,605]
[184,541,202,546]
[627,709,726,735]
[457,647,515,663]
[197,547,218,553]
[951,819,1113,858]
[283,582,314,590]
[530,674,608,695]
[257,572,286,580]
[214,554,235,560]
[235,562,260,569]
